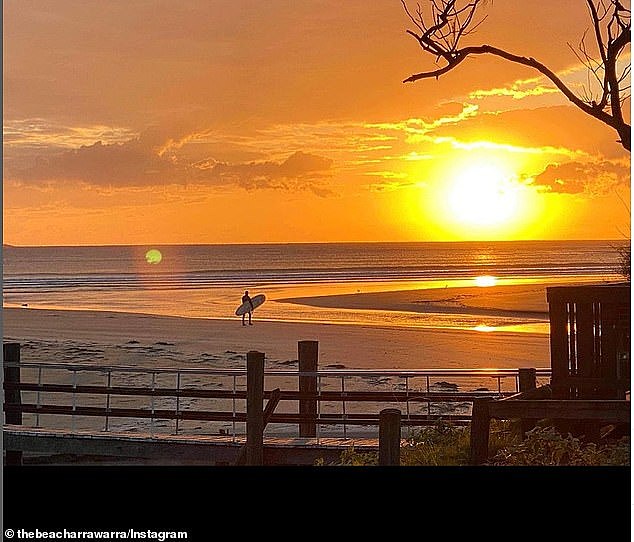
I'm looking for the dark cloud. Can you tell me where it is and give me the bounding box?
[279,151,333,176]
[531,160,630,195]
[369,180,419,193]
[191,151,334,194]
[6,138,175,186]
[5,130,334,196]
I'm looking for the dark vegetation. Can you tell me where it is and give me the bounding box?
[318,420,630,466]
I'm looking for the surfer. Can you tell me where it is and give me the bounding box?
[241,290,254,326]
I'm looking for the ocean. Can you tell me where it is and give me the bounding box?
[2,240,625,332]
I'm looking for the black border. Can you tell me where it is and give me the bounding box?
[2,466,630,539]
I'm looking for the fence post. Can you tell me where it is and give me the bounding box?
[246,351,265,466]
[298,340,318,438]
[469,397,492,465]
[518,368,537,437]
[3,343,23,466]
[518,368,537,393]
[379,408,401,466]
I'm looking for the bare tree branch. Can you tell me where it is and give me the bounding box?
[402,0,631,151]
[588,0,609,64]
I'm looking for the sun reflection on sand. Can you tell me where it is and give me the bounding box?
[473,325,496,332]
[474,275,497,287]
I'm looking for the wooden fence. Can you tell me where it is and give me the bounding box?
[5,331,629,466]
[3,341,545,465]
[547,283,630,400]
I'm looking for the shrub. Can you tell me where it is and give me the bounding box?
[617,243,631,281]
[491,426,630,466]
[314,447,378,466]
[400,421,471,466]
[401,419,521,466]
[318,419,520,466]
[316,422,629,466]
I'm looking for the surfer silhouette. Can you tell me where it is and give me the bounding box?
[241,290,254,326]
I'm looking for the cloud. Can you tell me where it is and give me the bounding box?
[368,180,425,193]
[469,76,560,100]
[3,119,136,149]
[191,151,334,195]
[530,160,630,195]
[425,105,629,158]
[6,138,175,186]
[364,103,479,136]
[5,124,335,195]
[418,136,586,158]
[364,171,409,179]
[279,151,333,177]
[358,103,597,161]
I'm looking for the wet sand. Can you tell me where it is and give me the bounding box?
[3,283,552,371]
[278,282,552,319]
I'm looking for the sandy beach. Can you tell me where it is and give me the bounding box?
[278,281,552,318]
[3,282,556,371]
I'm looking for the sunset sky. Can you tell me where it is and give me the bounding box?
[3,0,631,245]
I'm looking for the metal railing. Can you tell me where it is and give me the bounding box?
[3,360,552,442]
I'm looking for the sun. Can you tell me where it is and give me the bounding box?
[447,164,520,227]
[420,155,541,240]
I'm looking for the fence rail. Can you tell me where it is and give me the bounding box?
[4,382,534,402]
[3,352,552,439]
[3,341,556,465]
[2,360,553,377]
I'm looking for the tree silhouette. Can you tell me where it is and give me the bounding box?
[402,0,631,151]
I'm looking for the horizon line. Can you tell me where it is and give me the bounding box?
[2,238,628,249]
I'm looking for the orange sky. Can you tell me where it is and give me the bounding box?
[3,0,631,245]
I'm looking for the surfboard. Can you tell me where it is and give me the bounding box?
[235,294,266,316]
